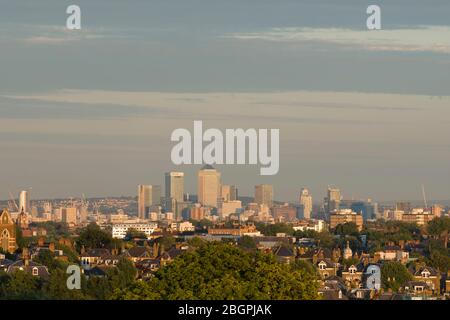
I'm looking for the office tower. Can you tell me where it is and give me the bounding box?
[221,185,238,201]
[165,172,185,203]
[43,202,52,214]
[254,184,273,208]
[272,204,296,222]
[299,188,313,219]
[164,172,184,215]
[349,199,378,221]
[19,190,30,213]
[198,165,221,208]
[190,204,206,221]
[61,207,78,226]
[431,204,443,217]
[326,187,341,213]
[138,185,161,219]
[221,200,242,219]
[151,185,162,207]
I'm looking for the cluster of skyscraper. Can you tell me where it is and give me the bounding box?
[138,165,226,220]
[137,165,320,221]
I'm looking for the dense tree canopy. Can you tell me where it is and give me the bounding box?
[112,242,319,300]
[238,235,257,250]
[255,223,294,236]
[76,223,115,250]
[333,222,359,236]
[381,262,412,292]
[427,217,450,249]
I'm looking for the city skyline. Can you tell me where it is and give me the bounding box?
[3,173,449,206]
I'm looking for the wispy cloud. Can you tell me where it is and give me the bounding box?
[227,26,450,54]
[0,24,128,45]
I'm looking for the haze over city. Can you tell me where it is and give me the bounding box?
[1,0,450,201]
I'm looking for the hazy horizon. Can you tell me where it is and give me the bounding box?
[1,1,449,202]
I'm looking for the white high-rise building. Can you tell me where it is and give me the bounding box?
[19,190,30,213]
[299,188,313,220]
[198,165,221,208]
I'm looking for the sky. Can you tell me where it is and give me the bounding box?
[0,0,450,202]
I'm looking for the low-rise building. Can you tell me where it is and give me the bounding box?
[292,219,326,233]
[208,223,259,237]
[329,209,363,231]
[374,245,409,264]
[112,222,158,239]
[411,266,441,294]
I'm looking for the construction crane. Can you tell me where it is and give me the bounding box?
[8,192,19,212]
[421,184,428,209]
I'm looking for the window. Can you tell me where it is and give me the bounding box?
[415,286,424,293]
[32,267,39,276]
[319,261,326,270]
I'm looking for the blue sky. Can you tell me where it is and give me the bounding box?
[0,1,449,202]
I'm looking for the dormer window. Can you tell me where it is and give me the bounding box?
[349,265,357,274]
[319,261,326,270]
[421,270,430,278]
[32,267,39,276]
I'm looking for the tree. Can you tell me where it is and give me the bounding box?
[333,222,359,236]
[77,223,113,250]
[255,223,294,236]
[429,250,450,273]
[124,228,147,240]
[32,221,70,240]
[112,242,319,300]
[34,249,66,272]
[315,231,334,248]
[43,268,88,300]
[290,259,317,276]
[427,217,450,249]
[111,281,160,300]
[108,258,137,289]
[187,236,206,248]
[156,235,176,250]
[86,276,114,300]
[381,262,413,292]
[0,270,43,300]
[238,235,257,250]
